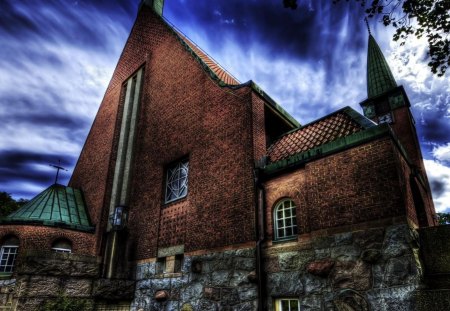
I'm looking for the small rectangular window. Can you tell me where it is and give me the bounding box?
[165,158,189,203]
[174,254,184,273]
[156,257,166,274]
[275,298,300,311]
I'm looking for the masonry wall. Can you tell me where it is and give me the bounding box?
[262,223,422,310]
[263,137,406,239]
[0,225,96,257]
[70,5,262,261]
[132,246,258,311]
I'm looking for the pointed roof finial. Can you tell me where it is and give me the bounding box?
[364,17,372,35]
[49,160,68,184]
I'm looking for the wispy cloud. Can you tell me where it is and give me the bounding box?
[0,0,449,215]
[424,160,450,213]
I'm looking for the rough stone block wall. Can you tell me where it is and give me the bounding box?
[264,137,407,239]
[131,247,257,311]
[263,224,421,310]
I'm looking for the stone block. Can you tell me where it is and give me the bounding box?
[312,236,334,249]
[25,276,61,297]
[354,227,384,249]
[266,271,303,296]
[279,250,315,272]
[331,245,361,262]
[64,279,92,297]
[230,270,249,287]
[382,225,411,259]
[299,294,323,311]
[366,286,416,311]
[93,278,135,300]
[181,282,203,301]
[333,232,353,246]
[237,286,257,302]
[264,256,280,273]
[234,258,255,271]
[384,257,418,287]
[306,259,335,277]
[331,260,371,291]
[361,249,381,263]
[302,274,326,294]
[211,270,230,286]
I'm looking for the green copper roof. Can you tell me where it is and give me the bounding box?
[3,184,94,232]
[367,34,397,98]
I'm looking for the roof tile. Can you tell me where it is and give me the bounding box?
[267,109,367,163]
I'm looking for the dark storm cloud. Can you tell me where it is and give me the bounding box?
[417,110,450,146]
[431,180,446,197]
[0,0,136,52]
[165,0,366,60]
[0,150,77,198]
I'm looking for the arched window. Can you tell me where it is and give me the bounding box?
[274,199,298,240]
[51,239,72,253]
[0,236,19,273]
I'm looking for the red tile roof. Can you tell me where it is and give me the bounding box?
[267,109,369,163]
[176,31,240,86]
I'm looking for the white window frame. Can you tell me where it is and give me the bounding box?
[52,247,72,253]
[0,245,18,273]
[274,298,300,311]
[51,239,72,253]
[274,199,298,240]
[165,159,189,203]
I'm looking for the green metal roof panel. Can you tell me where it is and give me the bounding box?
[4,184,93,231]
[367,35,397,98]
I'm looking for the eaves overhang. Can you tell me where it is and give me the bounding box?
[261,123,413,177]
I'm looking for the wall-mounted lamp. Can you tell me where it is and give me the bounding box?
[109,205,128,230]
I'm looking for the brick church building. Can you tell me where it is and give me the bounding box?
[0,0,445,310]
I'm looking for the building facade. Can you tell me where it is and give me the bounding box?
[0,1,446,310]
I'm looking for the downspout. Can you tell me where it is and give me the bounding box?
[254,164,266,311]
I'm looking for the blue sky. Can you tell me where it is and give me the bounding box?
[0,0,449,213]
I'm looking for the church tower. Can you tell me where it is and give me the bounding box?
[359,33,436,227]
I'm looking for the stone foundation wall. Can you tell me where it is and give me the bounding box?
[132,248,258,311]
[264,224,421,310]
[0,251,134,311]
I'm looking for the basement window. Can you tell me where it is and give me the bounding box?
[164,158,189,203]
[274,298,300,311]
[51,239,72,253]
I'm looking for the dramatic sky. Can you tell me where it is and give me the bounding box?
[0,0,449,213]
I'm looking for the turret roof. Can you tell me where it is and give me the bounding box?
[2,184,94,232]
[367,34,397,98]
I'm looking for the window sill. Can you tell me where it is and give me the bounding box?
[0,273,13,280]
[272,236,298,244]
[154,272,182,279]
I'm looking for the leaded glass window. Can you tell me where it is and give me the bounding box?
[0,236,19,273]
[165,159,189,203]
[274,199,298,240]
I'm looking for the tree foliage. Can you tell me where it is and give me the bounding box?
[437,212,450,225]
[285,0,450,76]
[37,293,89,311]
[0,192,27,218]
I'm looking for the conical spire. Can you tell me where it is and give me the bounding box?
[367,34,397,98]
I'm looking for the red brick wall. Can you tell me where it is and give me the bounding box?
[0,225,96,256]
[69,6,263,260]
[263,137,407,240]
